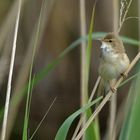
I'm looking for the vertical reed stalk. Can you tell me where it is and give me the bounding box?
[80,0,87,107]
[80,0,87,139]
[108,1,119,140]
[1,0,22,140]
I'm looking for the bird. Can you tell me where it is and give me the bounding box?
[98,32,130,95]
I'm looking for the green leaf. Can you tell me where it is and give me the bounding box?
[119,68,140,140]
[85,109,100,140]
[22,0,47,139]
[55,96,102,140]
[22,76,35,140]
[121,36,140,46]
[86,8,95,80]
[84,3,100,140]
[91,32,140,46]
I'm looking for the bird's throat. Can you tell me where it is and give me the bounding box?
[100,42,119,61]
[101,42,113,53]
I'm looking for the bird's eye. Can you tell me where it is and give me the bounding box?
[109,40,112,43]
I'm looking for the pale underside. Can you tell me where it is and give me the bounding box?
[98,42,130,94]
[99,42,130,81]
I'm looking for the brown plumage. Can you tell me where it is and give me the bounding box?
[98,32,130,95]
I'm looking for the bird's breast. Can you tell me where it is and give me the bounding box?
[99,52,129,81]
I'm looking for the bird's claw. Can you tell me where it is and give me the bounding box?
[110,87,117,93]
[121,72,127,79]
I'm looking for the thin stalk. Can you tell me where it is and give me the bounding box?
[118,0,133,33]
[88,76,101,102]
[113,0,119,33]
[22,0,49,139]
[71,119,82,140]
[108,0,119,140]
[109,85,117,140]
[1,0,22,140]
[112,97,126,140]
[29,97,57,140]
[80,0,87,139]
[80,0,87,107]
[71,76,101,139]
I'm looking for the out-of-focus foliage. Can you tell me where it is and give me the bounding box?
[119,65,140,140]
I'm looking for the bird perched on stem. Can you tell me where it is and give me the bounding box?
[98,32,130,95]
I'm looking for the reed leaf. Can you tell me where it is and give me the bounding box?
[55,96,102,140]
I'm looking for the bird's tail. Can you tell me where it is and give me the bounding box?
[97,79,110,97]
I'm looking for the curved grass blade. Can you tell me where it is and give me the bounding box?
[119,68,140,140]
[121,36,140,46]
[22,0,48,139]
[55,96,102,140]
